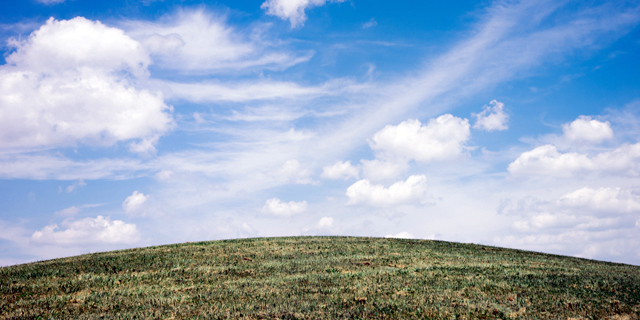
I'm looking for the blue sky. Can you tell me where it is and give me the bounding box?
[1,0,640,266]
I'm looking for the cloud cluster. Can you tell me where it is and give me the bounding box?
[508,143,640,177]
[262,198,308,216]
[508,115,640,177]
[496,187,640,260]
[31,216,140,245]
[346,175,429,207]
[0,17,173,153]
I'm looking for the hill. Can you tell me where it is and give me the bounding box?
[1,236,639,319]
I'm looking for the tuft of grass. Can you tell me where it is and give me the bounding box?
[1,236,639,319]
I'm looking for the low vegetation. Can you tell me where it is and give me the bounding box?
[1,236,639,319]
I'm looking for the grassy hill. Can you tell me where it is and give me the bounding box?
[1,236,639,319]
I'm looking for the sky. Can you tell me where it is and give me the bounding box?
[1,0,640,267]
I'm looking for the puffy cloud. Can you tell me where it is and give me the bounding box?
[269,159,315,184]
[508,143,640,177]
[562,116,613,143]
[6,17,149,75]
[262,198,308,216]
[31,216,140,245]
[385,231,414,239]
[261,0,345,28]
[346,175,429,207]
[321,161,359,180]
[472,100,508,131]
[122,191,148,213]
[316,216,334,228]
[0,17,173,153]
[369,115,470,162]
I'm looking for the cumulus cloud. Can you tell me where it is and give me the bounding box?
[369,115,470,162]
[321,161,359,180]
[472,100,508,131]
[262,198,308,216]
[261,0,345,28]
[508,143,640,177]
[269,159,315,184]
[346,175,429,207]
[122,191,148,213]
[562,116,613,143]
[0,17,173,153]
[31,216,140,245]
[385,231,414,239]
[316,216,334,228]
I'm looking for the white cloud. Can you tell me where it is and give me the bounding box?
[472,100,508,131]
[262,198,308,216]
[385,231,414,239]
[346,175,429,207]
[125,9,309,72]
[369,115,470,162]
[362,18,378,29]
[494,184,640,263]
[558,187,640,214]
[562,116,613,143]
[321,161,359,180]
[316,216,334,228]
[54,206,81,217]
[269,159,315,184]
[31,216,140,245]
[261,0,345,28]
[122,191,148,213]
[0,17,173,153]
[508,143,640,177]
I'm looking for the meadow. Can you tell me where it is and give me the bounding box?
[1,236,639,319]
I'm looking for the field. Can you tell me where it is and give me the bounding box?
[1,236,639,319]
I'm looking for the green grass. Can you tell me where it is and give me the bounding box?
[1,236,639,319]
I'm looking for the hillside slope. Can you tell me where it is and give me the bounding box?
[1,236,639,319]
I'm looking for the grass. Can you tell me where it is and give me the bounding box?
[1,236,639,319]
